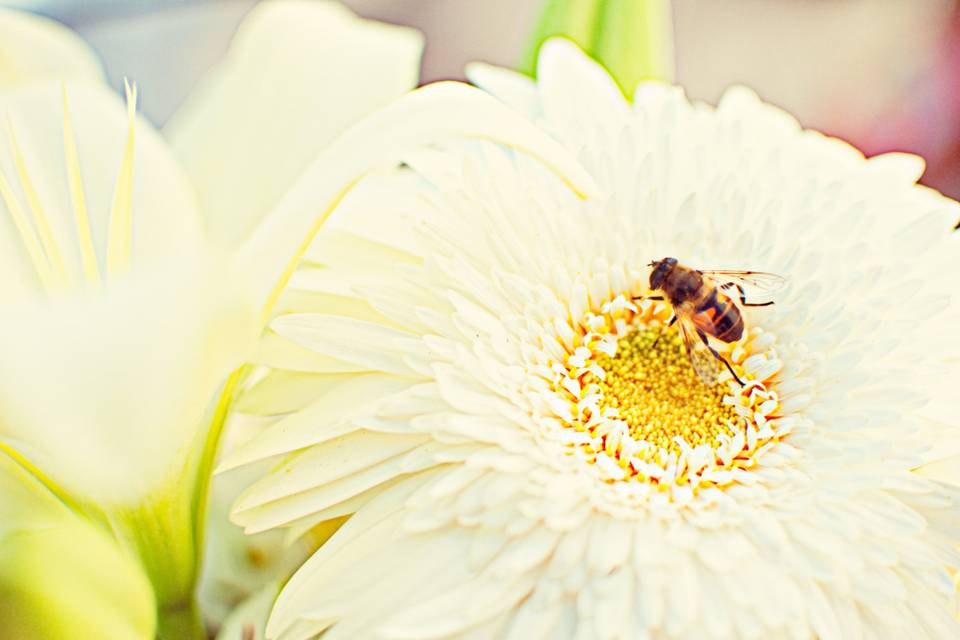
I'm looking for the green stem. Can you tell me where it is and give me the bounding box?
[108,489,195,609]
[101,371,247,634]
[520,0,675,93]
[190,367,248,583]
[157,598,206,640]
[0,440,84,514]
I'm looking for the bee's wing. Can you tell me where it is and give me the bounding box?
[677,312,720,384]
[700,270,786,305]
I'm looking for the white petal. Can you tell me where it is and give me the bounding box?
[916,455,960,487]
[233,445,439,533]
[234,431,428,510]
[271,314,420,376]
[379,572,537,639]
[465,62,541,120]
[238,80,599,316]
[536,38,630,152]
[165,0,423,248]
[0,8,103,88]
[219,373,415,471]
[266,474,440,637]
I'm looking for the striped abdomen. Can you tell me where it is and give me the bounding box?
[692,288,744,343]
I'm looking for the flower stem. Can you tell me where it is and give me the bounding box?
[521,0,675,93]
[108,490,196,612]
[190,367,248,581]
[157,598,206,640]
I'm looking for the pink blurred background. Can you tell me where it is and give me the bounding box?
[7,0,960,201]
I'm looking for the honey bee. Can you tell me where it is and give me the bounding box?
[641,257,786,386]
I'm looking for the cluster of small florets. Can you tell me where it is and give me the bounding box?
[546,294,791,502]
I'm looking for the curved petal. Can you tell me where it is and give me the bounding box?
[0,82,202,300]
[0,8,104,88]
[465,62,541,120]
[239,80,600,320]
[165,0,423,247]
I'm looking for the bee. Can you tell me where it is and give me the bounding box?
[641,257,786,386]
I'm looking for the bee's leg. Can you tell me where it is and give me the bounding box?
[696,328,744,386]
[735,284,774,308]
[633,295,664,301]
[652,314,677,348]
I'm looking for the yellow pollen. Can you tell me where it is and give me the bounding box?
[591,328,740,455]
[546,294,789,501]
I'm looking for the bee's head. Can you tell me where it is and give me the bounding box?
[648,257,677,291]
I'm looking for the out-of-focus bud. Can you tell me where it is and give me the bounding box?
[0,452,156,640]
[520,0,674,93]
[0,524,157,640]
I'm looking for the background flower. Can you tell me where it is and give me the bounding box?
[229,40,960,639]
[0,7,104,88]
[164,0,424,247]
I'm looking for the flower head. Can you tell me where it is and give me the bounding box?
[230,39,960,639]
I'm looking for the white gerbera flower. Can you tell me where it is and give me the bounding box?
[228,39,960,639]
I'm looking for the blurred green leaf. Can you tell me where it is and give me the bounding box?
[521,0,674,94]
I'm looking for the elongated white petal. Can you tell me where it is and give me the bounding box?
[0,8,103,88]
[219,373,415,472]
[166,0,423,248]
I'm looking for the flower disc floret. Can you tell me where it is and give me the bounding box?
[547,296,788,498]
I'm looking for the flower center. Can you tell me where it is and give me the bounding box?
[591,328,740,455]
[546,295,790,501]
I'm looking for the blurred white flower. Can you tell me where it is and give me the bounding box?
[228,39,960,639]
[164,0,425,248]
